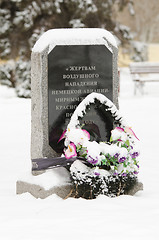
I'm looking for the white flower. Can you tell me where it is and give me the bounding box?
[111,128,127,142]
[66,128,89,145]
[83,141,101,160]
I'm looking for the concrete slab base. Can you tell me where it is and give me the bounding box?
[16,180,73,199]
[126,181,143,196]
[16,180,143,199]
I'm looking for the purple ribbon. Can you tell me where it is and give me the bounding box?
[32,156,89,171]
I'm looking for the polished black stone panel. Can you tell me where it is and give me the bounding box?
[48,45,113,152]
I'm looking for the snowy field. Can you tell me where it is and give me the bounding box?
[0,68,159,240]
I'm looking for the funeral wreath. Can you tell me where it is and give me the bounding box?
[58,93,140,199]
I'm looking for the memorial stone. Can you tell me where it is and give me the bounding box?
[17,28,143,199]
[31,28,119,163]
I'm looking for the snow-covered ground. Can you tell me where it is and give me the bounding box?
[0,68,159,240]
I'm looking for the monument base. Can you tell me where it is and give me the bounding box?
[16,181,73,199]
[125,181,143,196]
[16,180,143,199]
[16,167,73,199]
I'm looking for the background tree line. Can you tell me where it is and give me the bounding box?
[1,0,156,97]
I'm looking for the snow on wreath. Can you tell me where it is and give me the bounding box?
[58,92,141,199]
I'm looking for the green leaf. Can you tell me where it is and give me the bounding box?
[110,135,113,142]
[123,162,127,168]
[81,154,87,158]
[125,139,130,147]
[102,158,107,165]
[76,144,82,152]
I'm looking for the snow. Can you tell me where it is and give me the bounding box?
[128,2,135,16]
[32,28,117,53]
[66,128,90,145]
[18,168,71,191]
[1,67,159,239]
[70,160,111,184]
[111,127,127,141]
[69,19,85,28]
[0,9,11,35]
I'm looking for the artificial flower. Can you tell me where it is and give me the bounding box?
[122,173,127,177]
[125,127,140,140]
[82,129,90,140]
[114,153,119,159]
[87,155,98,165]
[63,124,139,176]
[65,143,77,159]
[94,167,100,176]
[118,157,126,163]
[111,127,127,142]
[66,128,90,145]
[131,152,139,158]
[115,127,125,132]
[58,129,66,143]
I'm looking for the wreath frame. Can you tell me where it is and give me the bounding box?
[59,93,140,199]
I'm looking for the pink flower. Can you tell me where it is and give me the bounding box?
[58,129,66,143]
[111,127,125,142]
[115,127,125,132]
[114,126,139,141]
[82,129,90,140]
[65,143,77,159]
[125,127,140,141]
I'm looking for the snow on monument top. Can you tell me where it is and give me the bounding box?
[32,28,117,53]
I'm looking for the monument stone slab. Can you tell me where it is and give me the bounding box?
[31,28,119,162]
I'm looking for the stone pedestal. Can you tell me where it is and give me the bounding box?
[16,181,73,199]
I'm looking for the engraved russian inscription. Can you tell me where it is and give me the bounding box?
[48,45,113,152]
